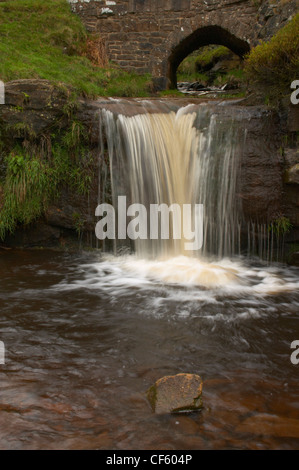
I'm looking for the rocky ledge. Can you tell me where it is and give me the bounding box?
[0,79,298,264]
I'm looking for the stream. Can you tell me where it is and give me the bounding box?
[0,249,299,450]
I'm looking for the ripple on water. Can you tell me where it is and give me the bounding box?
[1,251,299,450]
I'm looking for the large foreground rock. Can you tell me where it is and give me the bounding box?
[147,373,203,415]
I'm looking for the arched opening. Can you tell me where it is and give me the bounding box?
[167,25,250,89]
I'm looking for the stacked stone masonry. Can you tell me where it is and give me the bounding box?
[68,0,298,87]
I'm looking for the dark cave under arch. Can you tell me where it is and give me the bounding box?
[167,25,251,89]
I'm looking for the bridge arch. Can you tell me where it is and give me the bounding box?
[167,26,251,89]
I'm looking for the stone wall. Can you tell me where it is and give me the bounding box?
[68,0,298,87]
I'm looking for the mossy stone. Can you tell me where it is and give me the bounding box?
[147,373,203,415]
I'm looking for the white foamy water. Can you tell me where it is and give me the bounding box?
[56,103,299,321]
[54,254,299,316]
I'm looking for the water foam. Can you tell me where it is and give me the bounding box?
[55,254,299,298]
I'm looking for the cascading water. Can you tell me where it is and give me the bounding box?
[100,102,242,261]
[2,100,298,450]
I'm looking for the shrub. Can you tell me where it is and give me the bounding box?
[244,13,299,102]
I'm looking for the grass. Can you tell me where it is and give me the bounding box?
[177,52,210,83]
[0,150,55,238]
[159,89,185,97]
[195,46,231,71]
[177,46,243,86]
[0,0,152,97]
[0,138,96,240]
[0,0,155,240]
[244,13,299,103]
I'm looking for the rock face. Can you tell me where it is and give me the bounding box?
[236,106,283,223]
[147,373,203,414]
[0,79,298,259]
[69,0,298,88]
[285,164,299,186]
[0,79,69,135]
[254,0,298,43]
[0,80,100,248]
[283,148,299,231]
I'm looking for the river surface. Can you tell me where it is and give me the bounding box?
[0,249,299,450]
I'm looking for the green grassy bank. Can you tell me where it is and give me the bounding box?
[0,0,152,97]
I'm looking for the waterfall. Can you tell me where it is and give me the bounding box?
[98,102,243,260]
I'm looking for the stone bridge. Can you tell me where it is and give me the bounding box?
[69,0,295,88]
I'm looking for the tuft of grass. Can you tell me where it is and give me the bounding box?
[244,13,299,103]
[0,0,152,97]
[159,89,185,97]
[0,140,97,240]
[0,151,55,238]
[195,46,232,71]
[269,216,292,237]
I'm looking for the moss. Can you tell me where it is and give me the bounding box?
[177,46,244,90]
[244,13,299,104]
[195,46,232,71]
[146,385,158,412]
[172,396,203,414]
[177,50,210,83]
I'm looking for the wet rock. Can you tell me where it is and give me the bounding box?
[284,148,299,167]
[4,222,61,248]
[288,104,299,132]
[187,82,206,91]
[220,78,239,91]
[288,251,299,267]
[283,183,299,228]
[285,164,299,185]
[0,79,70,137]
[177,82,214,95]
[147,373,203,414]
[209,54,242,75]
[254,0,298,43]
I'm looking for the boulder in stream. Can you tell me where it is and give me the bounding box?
[147,373,203,414]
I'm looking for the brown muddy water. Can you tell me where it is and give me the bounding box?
[0,249,299,450]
